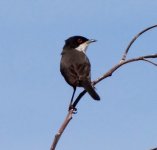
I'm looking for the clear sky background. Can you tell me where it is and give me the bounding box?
[0,0,157,150]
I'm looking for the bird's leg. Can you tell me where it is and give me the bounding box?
[68,87,77,111]
[70,87,76,104]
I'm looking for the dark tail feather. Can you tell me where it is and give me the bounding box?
[82,81,100,100]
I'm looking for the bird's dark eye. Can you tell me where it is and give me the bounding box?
[77,38,82,44]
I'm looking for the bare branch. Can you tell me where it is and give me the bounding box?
[121,25,157,61]
[94,53,157,85]
[143,59,157,66]
[50,109,74,150]
[50,25,157,150]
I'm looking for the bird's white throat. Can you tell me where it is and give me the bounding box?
[75,42,89,53]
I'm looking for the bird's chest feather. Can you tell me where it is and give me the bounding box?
[60,51,91,86]
[62,51,89,66]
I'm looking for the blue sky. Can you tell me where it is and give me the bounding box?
[0,0,157,150]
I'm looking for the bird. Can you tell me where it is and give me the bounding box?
[60,35,100,108]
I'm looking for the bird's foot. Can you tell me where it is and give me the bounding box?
[69,105,77,114]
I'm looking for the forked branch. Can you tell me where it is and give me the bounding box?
[50,24,157,150]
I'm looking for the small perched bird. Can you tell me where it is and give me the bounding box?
[60,36,100,107]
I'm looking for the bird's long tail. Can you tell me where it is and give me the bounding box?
[82,80,100,100]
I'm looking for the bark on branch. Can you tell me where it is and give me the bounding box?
[50,24,157,150]
[50,109,74,150]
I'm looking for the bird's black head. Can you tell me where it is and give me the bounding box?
[64,36,89,49]
[64,36,96,49]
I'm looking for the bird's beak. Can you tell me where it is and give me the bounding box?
[87,39,97,44]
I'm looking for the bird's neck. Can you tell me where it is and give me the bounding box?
[75,43,88,54]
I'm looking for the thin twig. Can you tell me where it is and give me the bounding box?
[93,54,157,85]
[143,59,157,66]
[50,109,74,150]
[73,90,87,108]
[121,25,157,61]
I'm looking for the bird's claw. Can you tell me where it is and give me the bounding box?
[69,105,77,114]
